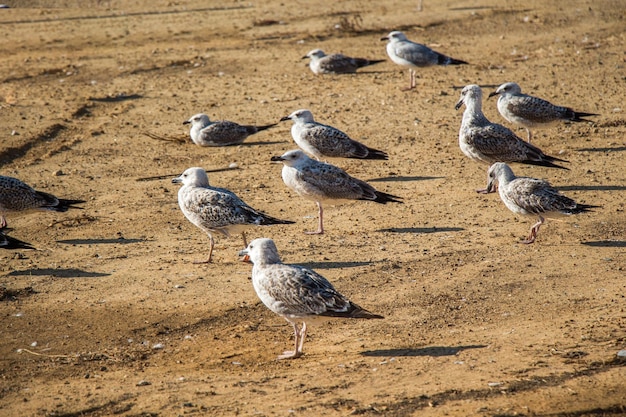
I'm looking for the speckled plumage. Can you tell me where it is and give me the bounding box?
[183,113,276,147]
[280,109,387,160]
[455,85,568,190]
[270,150,401,234]
[381,31,467,90]
[0,175,84,228]
[303,49,384,75]
[486,162,599,243]
[172,167,294,263]
[488,82,598,142]
[239,238,383,359]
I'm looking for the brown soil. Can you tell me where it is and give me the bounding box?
[1,1,625,416]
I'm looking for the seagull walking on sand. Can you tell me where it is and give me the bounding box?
[486,162,599,244]
[271,150,401,234]
[488,82,599,142]
[0,175,84,229]
[455,85,568,192]
[381,30,468,90]
[172,167,294,263]
[239,237,383,359]
[280,109,388,161]
[183,113,276,147]
[303,49,385,75]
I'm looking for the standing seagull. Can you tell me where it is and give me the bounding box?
[0,175,84,229]
[239,238,383,359]
[280,109,388,161]
[455,85,568,192]
[486,162,599,244]
[381,30,468,90]
[303,49,385,75]
[488,82,599,142]
[183,113,276,147]
[172,167,294,263]
[271,150,401,234]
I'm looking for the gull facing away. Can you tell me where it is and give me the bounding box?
[0,175,85,229]
[270,150,402,234]
[239,238,383,359]
[183,113,277,147]
[172,167,294,263]
[280,109,388,161]
[303,49,385,75]
[0,230,35,250]
[488,82,599,142]
[486,162,599,244]
[381,30,468,90]
[455,85,568,192]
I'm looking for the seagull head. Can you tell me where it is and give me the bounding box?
[488,82,522,99]
[270,149,309,167]
[239,238,282,265]
[455,84,482,110]
[279,109,315,124]
[486,162,513,193]
[381,31,407,42]
[303,49,326,60]
[183,113,210,127]
[172,167,210,187]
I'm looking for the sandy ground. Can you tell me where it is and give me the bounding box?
[0,0,625,416]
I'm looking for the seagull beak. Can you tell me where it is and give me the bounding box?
[454,99,464,111]
[486,178,496,193]
[301,54,308,59]
[182,120,191,125]
[238,248,251,262]
[487,91,499,99]
[172,176,182,184]
[270,155,285,162]
[380,36,389,41]
[279,116,291,122]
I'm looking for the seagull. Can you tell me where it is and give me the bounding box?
[302,49,385,75]
[0,175,85,229]
[0,230,35,250]
[172,167,294,263]
[270,150,402,234]
[279,109,388,161]
[488,82,599,142]
[486,162,599,244]
[239,237,383,359]
[455,85,569,192]
[381,30,468,90]
[183,113,277,147]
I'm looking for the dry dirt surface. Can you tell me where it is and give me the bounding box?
[1,0,625,416]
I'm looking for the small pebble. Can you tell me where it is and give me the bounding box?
[136,380,151,386]
[152,343,164,350]
[617,349,626,357]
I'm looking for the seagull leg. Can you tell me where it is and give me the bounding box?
[402,69,417,91]
[296,321,308,356]
[526,128,532,143]
[0,215,6,230]
[193,233,214,264]
[278,322,303,359]
[305,202,324,235]
[521,216,544,244]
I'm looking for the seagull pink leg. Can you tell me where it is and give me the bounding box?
[521,216,544,244]
[0,215,6,229]
[279,322,303,360]
[305,202,324,235]
[194,234,214,264]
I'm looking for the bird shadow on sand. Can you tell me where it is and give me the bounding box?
[7,268,110,278]
[296,261,372,270]
[367,176,444,183]
[379,226,464,234]
[581,241,626,248]
[57,238,145,245]
[362,345,488,357]
[556,185,626,192]
[242,140,288,146]
[577,146,626,152]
